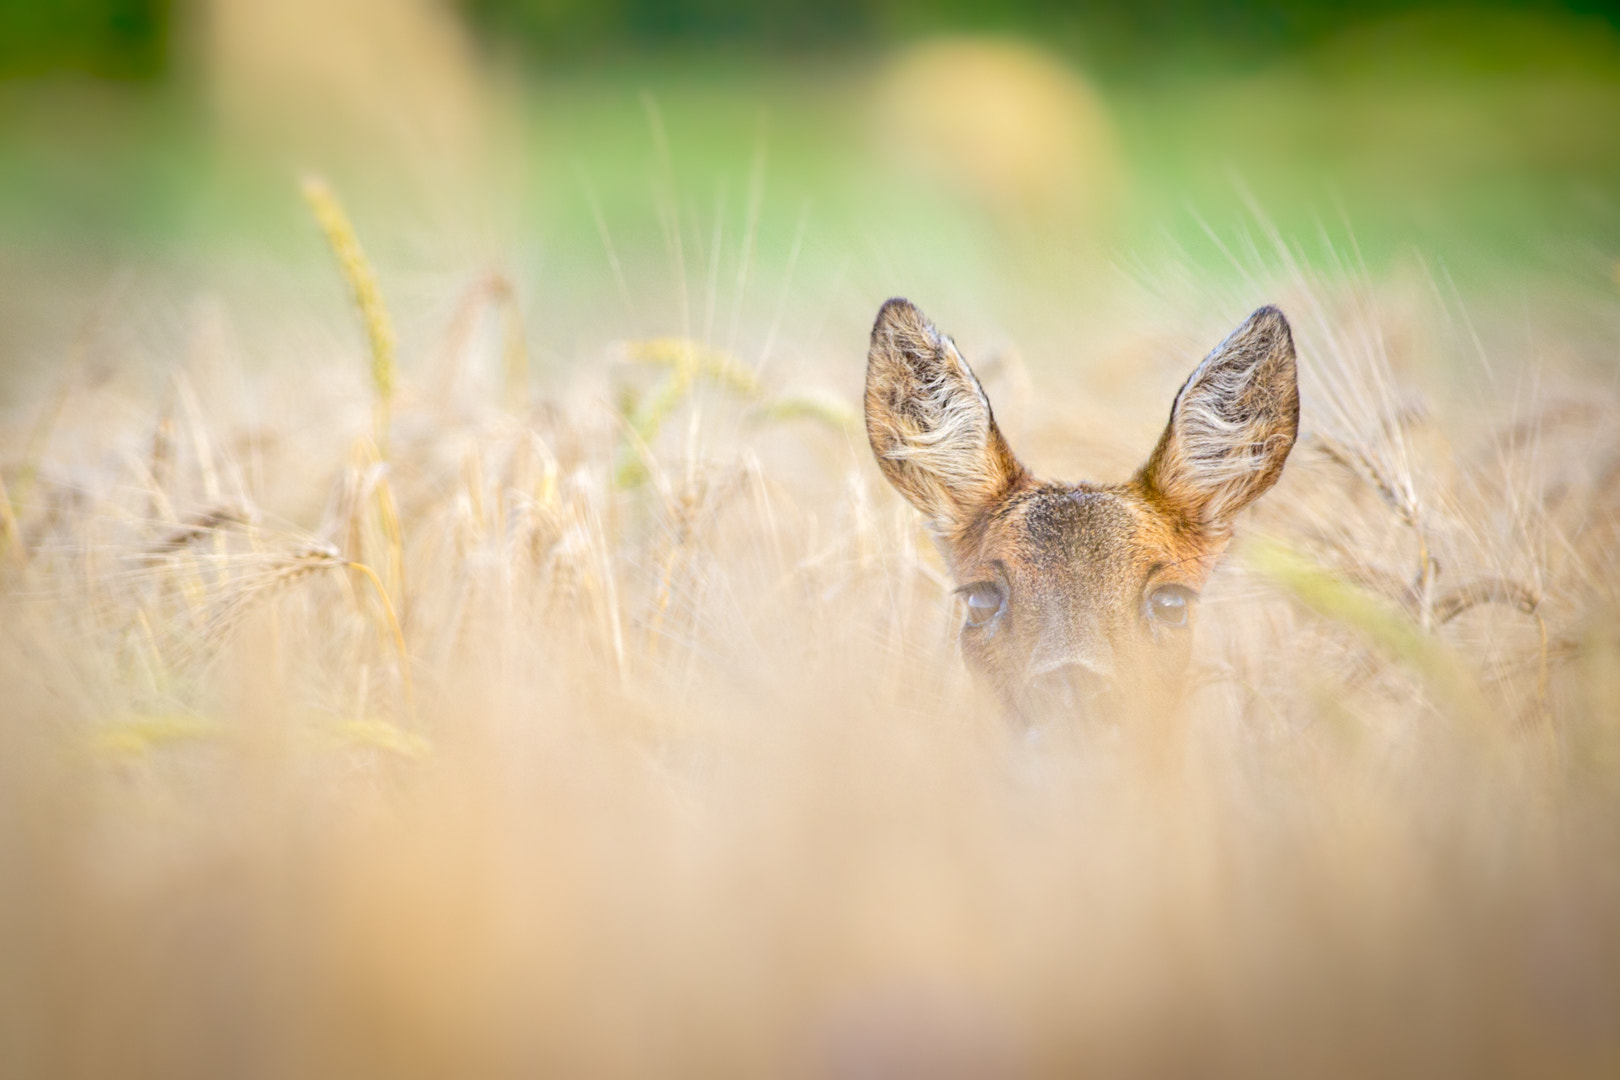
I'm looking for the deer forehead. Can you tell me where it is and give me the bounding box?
[963,485,1208,594]
[965,488,1146,579]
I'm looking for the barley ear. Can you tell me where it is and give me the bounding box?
[302,176,397,456]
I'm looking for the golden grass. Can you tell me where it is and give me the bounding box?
[1,248,1618,1080]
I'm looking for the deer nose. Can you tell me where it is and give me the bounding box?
[1024,661,1111,721]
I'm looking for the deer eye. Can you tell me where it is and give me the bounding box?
[1147,585,1194,628]
[959,583,1004,628]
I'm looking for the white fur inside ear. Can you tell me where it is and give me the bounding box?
[878,338,994,491]
[1174,357,1273,521]
[865,299,1023,535]
[1151,306,1299,531]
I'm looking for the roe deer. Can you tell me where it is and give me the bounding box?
[865,298,1298,721]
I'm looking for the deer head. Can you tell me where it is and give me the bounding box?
[865,298,1298,721]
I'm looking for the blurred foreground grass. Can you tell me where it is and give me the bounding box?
[3,203,1620,1073]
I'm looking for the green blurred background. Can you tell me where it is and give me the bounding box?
[1,0,1618,402]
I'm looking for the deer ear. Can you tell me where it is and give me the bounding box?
[865,298,1025,538]
[1139,305,1299,536]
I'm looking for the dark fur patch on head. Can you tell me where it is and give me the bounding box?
[1017,487,1138,568]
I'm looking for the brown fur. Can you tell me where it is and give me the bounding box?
[865,299,1299,720]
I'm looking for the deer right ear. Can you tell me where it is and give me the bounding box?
[1138,305,1300,537]
[864,298,1025,538]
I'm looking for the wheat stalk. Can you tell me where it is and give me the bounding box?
[301,175,397,455]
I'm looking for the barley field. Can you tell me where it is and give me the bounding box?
[4,7,1620,1079]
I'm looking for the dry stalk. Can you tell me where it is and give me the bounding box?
[346,559,416,723]
[373,470,407,626]
[489,274,530,411]
[7,271,129,557]
[1309,426,1542,639]
[143,508,251,563]
[1431,578,1539,625]
[751,388,859,431]
[333,440,408,629]
[0,469,23,568]
[614,338,760,488]
[1246,538,1486,716]
[645,466,748,654]
[132,536,418,729]
[431,272,531,413]
[125,543,350,678]
[147,402,175,524]
[1312,433,1419,530]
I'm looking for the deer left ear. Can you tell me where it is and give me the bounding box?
[864,298,1026,540]
[1138,305,1299,536]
